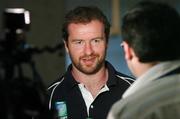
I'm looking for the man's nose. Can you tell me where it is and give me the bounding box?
[84,43,93,55]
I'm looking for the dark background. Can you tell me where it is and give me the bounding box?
[0,0,180,87]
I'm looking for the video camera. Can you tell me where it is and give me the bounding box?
[3,8,30,31]
[0,8,32,67]
[0,8,56,119]
[0,8,63,64]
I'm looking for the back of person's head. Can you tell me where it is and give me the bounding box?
[122,1,180,62]
[62,6,110,42]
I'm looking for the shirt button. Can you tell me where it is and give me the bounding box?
[90,105,94,109]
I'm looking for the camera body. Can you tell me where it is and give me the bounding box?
[3,8,30,31]
[0,8,31,63]
[0,8,56,119]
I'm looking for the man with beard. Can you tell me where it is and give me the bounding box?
[47,6,134,119]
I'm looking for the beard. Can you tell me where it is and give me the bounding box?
[70,53,106,75]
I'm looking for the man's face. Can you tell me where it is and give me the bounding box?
[65,20,107,74]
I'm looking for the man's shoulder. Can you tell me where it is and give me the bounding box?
[106,61,135,84]
[108,75,180,119]
[115,71,135,84]
[47,74,65,91]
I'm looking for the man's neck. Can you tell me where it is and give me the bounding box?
[72,67,108,98]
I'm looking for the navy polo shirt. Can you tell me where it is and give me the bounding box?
[48,61,134,119]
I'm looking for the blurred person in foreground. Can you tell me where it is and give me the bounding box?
[47,6,134,119]
[107,1,180,119]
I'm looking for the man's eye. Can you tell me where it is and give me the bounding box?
[73,40,83,44]
[92,39,102,44]
[94,39,100,42]
[76,41,82,44]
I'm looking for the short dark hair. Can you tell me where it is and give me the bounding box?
[122,1,180,62]
[62,6,110,42]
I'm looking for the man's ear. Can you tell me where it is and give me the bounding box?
[64,40,69,53]
[123,41,134,60]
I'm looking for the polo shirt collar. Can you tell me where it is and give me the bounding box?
[64,61,118,90]
[105,61,118,87]
[64,64,79,89]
